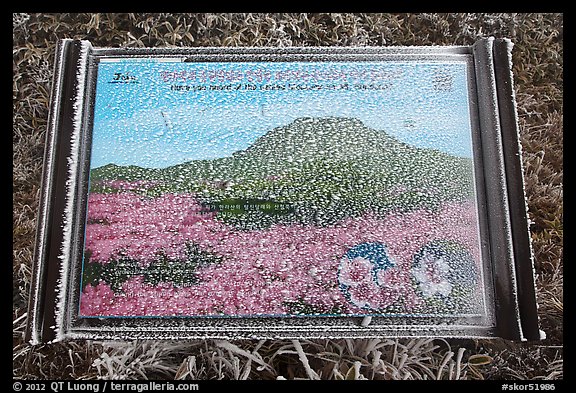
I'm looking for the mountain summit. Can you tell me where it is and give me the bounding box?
[234,116,406,166]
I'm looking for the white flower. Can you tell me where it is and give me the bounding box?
[412,252,453,298]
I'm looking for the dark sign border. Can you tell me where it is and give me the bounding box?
[26,39,539,343]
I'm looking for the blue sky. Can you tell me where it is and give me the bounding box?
[90,59,474,169]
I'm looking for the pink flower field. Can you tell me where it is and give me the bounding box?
[80,188,485,317]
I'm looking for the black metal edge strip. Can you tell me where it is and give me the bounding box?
[472,37,523,340]
[64,326,497,341]
[91,45,473,58]
[26,40,85,343]
[56,41,92,339]
[465,51,498,329]
[67,50,98,333]
[25,39,72,344]
[99,54,470,63]
[43,40,85,343]
[492,39,541,341]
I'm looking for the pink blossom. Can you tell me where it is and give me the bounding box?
[348,281,382,309]
[80,184,483,317]
[79,281,116,315]
[338,257,374,287]
[375,268,422,310]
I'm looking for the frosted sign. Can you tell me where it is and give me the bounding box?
[82,59,483,318]
[27,40,541,342]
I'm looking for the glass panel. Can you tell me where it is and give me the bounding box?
[79,59,489,321]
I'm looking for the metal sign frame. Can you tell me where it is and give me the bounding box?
[26,38,540,343]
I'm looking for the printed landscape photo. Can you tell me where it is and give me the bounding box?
[80,60,487,318]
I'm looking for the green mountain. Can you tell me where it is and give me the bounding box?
[90,117,475,228]
[233,117,404,168]
[90,163,162,182]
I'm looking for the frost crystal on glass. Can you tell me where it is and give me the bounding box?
[79,59,487,319]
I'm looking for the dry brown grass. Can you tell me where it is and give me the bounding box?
[13,13,562,380]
